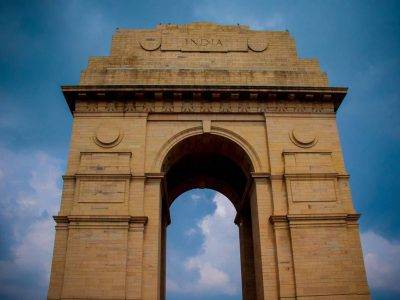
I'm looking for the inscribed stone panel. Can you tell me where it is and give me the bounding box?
[290,179,337,203]
[78,152,131,174]
[284,152,335,174]
[78,180,126,203]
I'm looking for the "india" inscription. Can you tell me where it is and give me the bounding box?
[140,33,268,52]
[184,37,223,47]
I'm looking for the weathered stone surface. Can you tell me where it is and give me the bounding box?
[80,22,328,86]
[47,22,370,300]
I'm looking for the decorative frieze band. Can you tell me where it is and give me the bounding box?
[62,85,347,114]
[74,99,335,114]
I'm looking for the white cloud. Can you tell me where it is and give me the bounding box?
[168,192,241,295]
[185,262,232,293]
[190,193,202,202]
[184,227,197,237]
[0,147,63,299]
[361,231,400,292]
[13,218,56,275]
[192,1,285,30]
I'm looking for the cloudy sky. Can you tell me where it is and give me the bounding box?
[0,1,399,299]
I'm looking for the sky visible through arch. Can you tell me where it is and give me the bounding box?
[167,189,242,300]
[0,1,399,299]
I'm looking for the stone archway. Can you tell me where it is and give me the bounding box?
[160,133,257,299]
[47,23,370,300]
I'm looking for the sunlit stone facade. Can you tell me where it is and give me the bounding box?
[48,22,370,299]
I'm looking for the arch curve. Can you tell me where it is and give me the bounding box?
[153,125,262,173]
[160,131,256,210]
[210,126,262,172]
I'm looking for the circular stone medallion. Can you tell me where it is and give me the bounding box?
[139,35,161,51]
[94,123,122,148]
[289,129,317,148]
[247,37,268,52]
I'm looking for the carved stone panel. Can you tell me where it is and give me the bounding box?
[286,177,342,215]
[78,152,131,175]
[283,151,335,175]
[289,179,337,203]
[78,179,127,203]
[159,33,247,52]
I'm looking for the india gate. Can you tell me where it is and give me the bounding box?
[47,23,370,299]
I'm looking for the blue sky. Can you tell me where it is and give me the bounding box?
[0,0,399,299]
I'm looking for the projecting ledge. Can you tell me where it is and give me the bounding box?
[270,213,361,226]
[62,85,347,113]
[53,215,148,224]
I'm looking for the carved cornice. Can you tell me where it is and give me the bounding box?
[63,173,152,180]
[337,174,351,179]
[346,213,361,222]
[283,172,339,179]
[251,172,270,178]
[287,214,349,222]
[53,215,149,224]
[79,151,132,155]
[53,215,69,224]
[62,85,347,114]
[74,174,133,179]
[269,215,288,224]
[269,213,361,224]
[282,150,332,155]
[145,172,165,181]
[129,216,148,224]
[270,174,284,180]
[62,175,76,180]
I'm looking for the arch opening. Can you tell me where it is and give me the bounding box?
[166,189,242,298]
[160,133,258,300]
[162,134,254,211]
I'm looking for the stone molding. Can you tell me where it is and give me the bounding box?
[145,172,165,181]
[53,215,148,225]
[74,99,336,115]
[62,85,347,114]
[250,172,271,178]
[270,213,361,226]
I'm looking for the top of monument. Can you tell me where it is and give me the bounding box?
[154,22,252,30]
[79,22,328,87]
